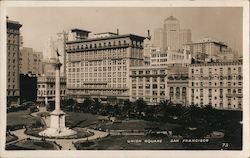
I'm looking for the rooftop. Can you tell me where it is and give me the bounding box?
[94,32,118,35]
[164,15,179,22]
[71,28,91,33]
[66,33,146,44]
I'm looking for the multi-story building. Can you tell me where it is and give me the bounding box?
[66,32,145,102]
[163,15,192,51]
[37,75,66,105]
[167,64,189,105]
[19,47,43,76]
[150,47,191,66]
[188,60,242,110]
[183,37,228,60]
[153,28,163,48]
[129,66,168,105]
[179,29,191,46]
[7,19,22,106]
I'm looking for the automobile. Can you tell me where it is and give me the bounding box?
[22,101,35,107]
[29,106,39,113]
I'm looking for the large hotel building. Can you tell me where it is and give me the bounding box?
[7,19,22,106]
[66,32,145,102]
[188,60,242,110]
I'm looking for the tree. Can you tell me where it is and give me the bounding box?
[81,97,93,112]
[122,100,132,117]
[92,99,102,114]
[135,98,147,117]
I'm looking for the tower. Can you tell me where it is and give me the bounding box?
[163,15,180,51]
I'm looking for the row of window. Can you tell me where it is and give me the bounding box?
[68,84,127,89]
[132,77,166,83]
[68,89,126,95]
[67,40,142,51]
[68,66,127,72]
[132,84,165,89]
[191,81,242,87]
[68,59,127,67]
[190,75,242,80]
[37,84,66,88]
[131,70,166,75]
[37,90,66,95]
[191,88,242,94]
[191,66,242,74]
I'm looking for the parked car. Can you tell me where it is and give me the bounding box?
[29,106,39,113]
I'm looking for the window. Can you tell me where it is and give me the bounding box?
[160,91,165,96]
[238,89,242,93]
[153,84,158,89]
[160,77,165,82]
[160,84,165,89]
[170,87,174,94]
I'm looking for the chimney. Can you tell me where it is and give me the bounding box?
[117,29,119,35]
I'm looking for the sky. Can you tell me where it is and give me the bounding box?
[7,7,243,55]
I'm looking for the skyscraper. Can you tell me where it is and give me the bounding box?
[7,19,22,106]
[163,15,180,51]
[163,15,192,51]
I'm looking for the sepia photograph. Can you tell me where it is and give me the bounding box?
[0,1,249,158]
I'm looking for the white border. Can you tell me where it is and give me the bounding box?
[0,1,249,158]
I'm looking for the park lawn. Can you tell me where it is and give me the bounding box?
[7,110,41,127]
[6,139,59,150]
[6,133,18,143]
[99,120,180,131]
[75,135,225,150]
[65,112,104,128]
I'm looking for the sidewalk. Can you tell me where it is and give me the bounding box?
[9,128,108,150]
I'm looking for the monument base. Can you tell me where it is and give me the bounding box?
[39,127,77,138]
[39,109,77,138]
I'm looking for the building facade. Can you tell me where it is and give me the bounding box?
[183,37,228,60]
[7,19,22,106]
[150,47,191,66]
[188,60,242,110]
[19,47,43,76]
[167,64,189,105]
[66,32,145,102]
[129,66,168,105]
[37,75,66,105]
[153,28,163,48]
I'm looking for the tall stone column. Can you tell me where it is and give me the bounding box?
[39,55,76,137]
[55,60,62,111]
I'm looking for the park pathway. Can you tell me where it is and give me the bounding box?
[8,107,108,150]
[9,128,108,150]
